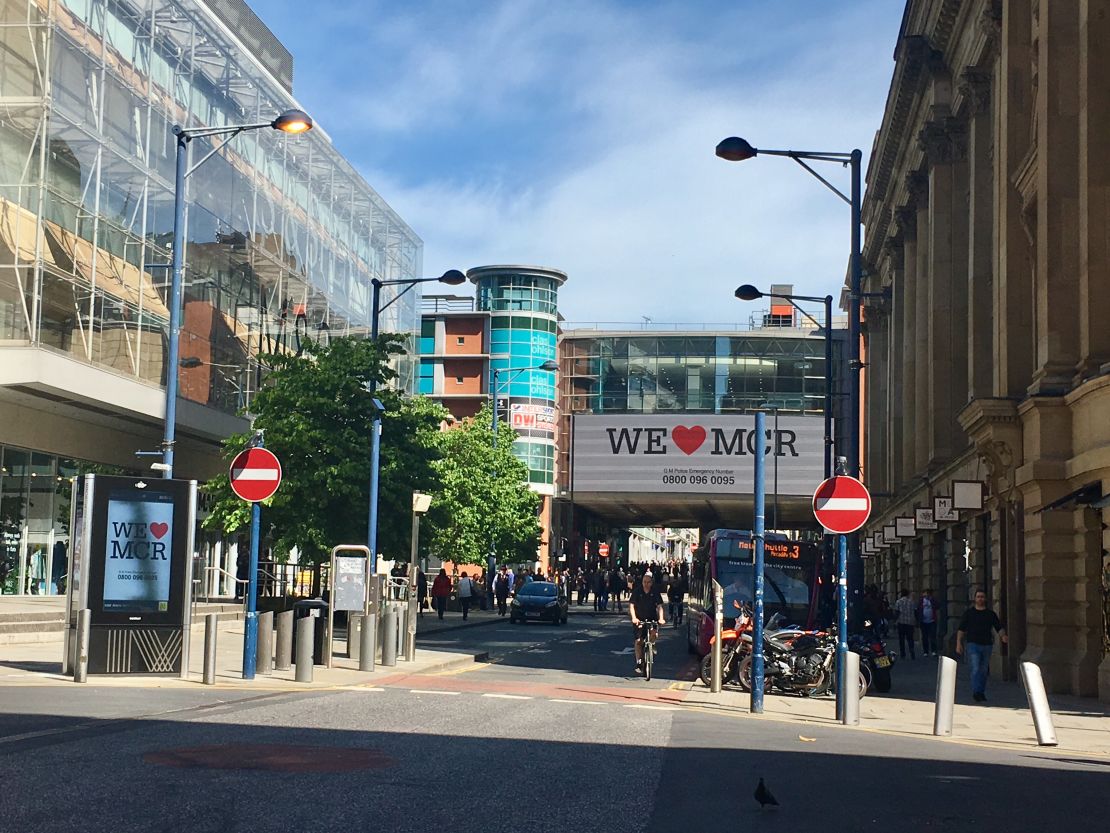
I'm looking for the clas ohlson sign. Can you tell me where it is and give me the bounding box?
[571,414,824,495]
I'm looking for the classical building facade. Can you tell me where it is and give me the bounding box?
[861,0,1110,699]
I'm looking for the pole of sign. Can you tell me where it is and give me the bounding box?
[241,433,263,680]
[751,410,766,714]
[835,458,849,720]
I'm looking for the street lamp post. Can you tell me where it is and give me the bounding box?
[735,285,834,482]
[159,109,312,479]
[488,360,559,578]
[366,270,466,574]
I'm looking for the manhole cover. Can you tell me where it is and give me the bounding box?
[144,743,394,773]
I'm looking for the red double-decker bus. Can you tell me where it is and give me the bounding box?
[684,529,820,657]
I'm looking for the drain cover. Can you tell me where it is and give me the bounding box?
[144,743,394,773]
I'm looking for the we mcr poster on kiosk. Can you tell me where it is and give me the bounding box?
[102,488,176,613]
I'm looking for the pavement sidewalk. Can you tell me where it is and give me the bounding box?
[0,614,486,692]
[678,651,1110,757]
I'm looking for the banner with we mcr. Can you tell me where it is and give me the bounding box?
[103,495,175,612]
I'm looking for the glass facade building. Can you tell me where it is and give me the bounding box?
[0,0,422,408]
[470,265,565,493]
[0,0,422,595]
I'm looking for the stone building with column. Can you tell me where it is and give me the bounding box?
[860,0,1110,700]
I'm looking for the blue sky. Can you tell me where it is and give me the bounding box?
[251,0,906,323]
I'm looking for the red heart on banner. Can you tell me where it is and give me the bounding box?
[671,425,706,455]
[149,522,169,540]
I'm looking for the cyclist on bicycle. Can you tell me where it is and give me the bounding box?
[630,572,665,675]
[667,568,687,626]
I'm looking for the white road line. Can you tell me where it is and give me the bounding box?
[409,689,460,695]
[340,686,384,692]
[481,693,533,700]
[550,699,609,706]
[623,704,679,711]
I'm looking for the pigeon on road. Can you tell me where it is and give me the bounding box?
[754,778,779,809]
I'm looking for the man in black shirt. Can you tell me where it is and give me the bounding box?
[630,573,665,674]
[956,589,1007,701]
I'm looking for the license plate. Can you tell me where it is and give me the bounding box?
[525,611,541,617]
[874,656,891,668]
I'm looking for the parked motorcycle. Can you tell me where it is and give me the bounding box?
[849,620,894,693]
[698,605,753,688]
[736,616,840,697]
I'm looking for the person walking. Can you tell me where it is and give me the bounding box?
[956,589,1008,702]
[494,566,511,616]
[431,568,452,620]
[458,570,477,620]
[609,568,625,614]
[417,568,428,617]
[893,588,917,660]
[917,588,938,656]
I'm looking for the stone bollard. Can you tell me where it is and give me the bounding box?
[203,613,218,685]
[381,608,398,667]
[295,616,314,683]
[256,611,274,675]
[933,656,958,736]
[348,614,362,661]
[275,610,293,671]
[360,612,376,672]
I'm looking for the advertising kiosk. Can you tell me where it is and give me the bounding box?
[63,474,197,678]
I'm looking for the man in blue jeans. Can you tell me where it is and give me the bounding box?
[956,589,1008,702]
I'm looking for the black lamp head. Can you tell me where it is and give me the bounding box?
[716,137,758,162]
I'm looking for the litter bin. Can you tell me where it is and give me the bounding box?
[293,598,329,665]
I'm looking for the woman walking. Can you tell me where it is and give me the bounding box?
[432,568,452,620]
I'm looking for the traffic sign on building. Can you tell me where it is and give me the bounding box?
[812,475,871,534]
[598,542,610,557]
[229,447,282,503]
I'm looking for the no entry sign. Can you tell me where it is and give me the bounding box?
[230,447,282,503]
[812,475,871,534]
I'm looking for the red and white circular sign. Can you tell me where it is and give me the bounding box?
[598,543,610,557]
[812,475,871,534]
[229,447,282,503]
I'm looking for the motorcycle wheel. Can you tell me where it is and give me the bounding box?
[737,654,772,693]
[870,666,892,693]
[699,651,738,688]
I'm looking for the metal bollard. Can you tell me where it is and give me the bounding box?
[203,614,218,685]
[381,608,398,667]
[710,595,723,693]
[74,609,91,683]
[1020,662,1058,746]
[348,614,362,661]
[842,650,860,726]
[275,610,293,671]
[256,611,273,675]
[933,655,958,736]
[295,616,314,683]
[360,612,376,672]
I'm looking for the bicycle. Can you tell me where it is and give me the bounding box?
[637,620,660,681]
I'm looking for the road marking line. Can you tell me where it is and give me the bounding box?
[482,693,532,700]
[550,699,608,706]
[340,686,384,692]
[409,689,460,695]
[624,704,679,711]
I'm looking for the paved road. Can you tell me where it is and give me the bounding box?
[0,614,1106,832]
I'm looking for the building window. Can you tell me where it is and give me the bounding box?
[455,376,464,384]
[456,336,465,346]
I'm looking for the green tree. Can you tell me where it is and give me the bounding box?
[424,404,541,566]
[203,336,446,567]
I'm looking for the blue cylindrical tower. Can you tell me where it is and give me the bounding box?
[469,265,566,496]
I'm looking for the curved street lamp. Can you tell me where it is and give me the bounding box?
[366,268,469,576]
[719,136,863,723]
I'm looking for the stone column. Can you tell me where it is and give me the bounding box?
[995,0,1035,398]
[961,70,996,401]
[1076,0,1110,379]
[909,175,931,478]
[1029,0,1082,394]
[894,214,915,488]
[920,115,970,466]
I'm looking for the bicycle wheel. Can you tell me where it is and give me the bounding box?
[644,642,654,681]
